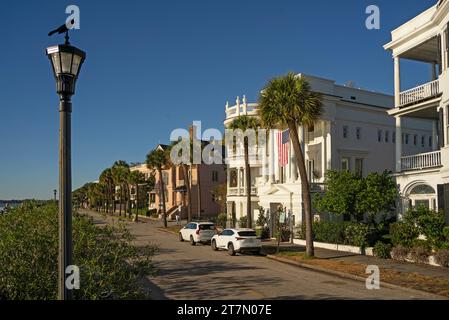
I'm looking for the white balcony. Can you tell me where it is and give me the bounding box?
[228,187,258,196]
[399,79,440,107]
[401,150,442,171]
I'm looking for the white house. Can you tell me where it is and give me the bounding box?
[224,73,433,226]
[384,0,449,222]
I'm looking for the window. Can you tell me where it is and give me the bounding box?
[343,126,348,139]
[377,130,382,142]
[429,136,433,148]
[229,169,238,188]
[402,133,405,144]
[212,170,219,182]
[405,134,409,145]
[393,131,396,143]
[413,134,417,146]
[150,194,156,203]
[356,127,361,140]
[355,158,363,177]
[421,136,425,148]
[341,157,350,171]
[385,131,389,143]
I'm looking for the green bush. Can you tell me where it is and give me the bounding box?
[216,213,228,228]
[373,241,392,259]
[312,221,346,244]
[344,223,370,248]
[239,216,248,228]
[0,202,156,300]
[435,249,449,267]
[389,222,419,247]
[256,227,270,240]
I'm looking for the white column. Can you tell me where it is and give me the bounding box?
[242,95,247,115]
[394,57,401,107]
[395,116,402,172]
[326,121,332,170]
[227,168,231,188]
[321,125,326,181]
[432,120,438,151]
[297,125,305,182]
[268,130,274,183]
[444,106,448,147]
[274,130,280,182]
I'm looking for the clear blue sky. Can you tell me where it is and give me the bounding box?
[0,0,437,199]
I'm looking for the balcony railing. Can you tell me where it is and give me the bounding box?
[228,187,258,196]
[401,150,441,171]
[399,79,440,107]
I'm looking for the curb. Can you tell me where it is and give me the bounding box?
[266,254,448,300]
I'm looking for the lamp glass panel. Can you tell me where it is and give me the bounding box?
[71,55,82,77]
[51,53,61,75]
[60,52,73,74]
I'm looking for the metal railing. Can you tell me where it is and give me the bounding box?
[227,187,258,196]
[401,150,441,171]
[399,79,440,107]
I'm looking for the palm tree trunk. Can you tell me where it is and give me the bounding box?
[181,164,192,222]
[159,169,168,228]
[135,183,139,222]
[244,138,252,228]
[196,164,202,219]
[288,123,314,257]
[119,188,122,216]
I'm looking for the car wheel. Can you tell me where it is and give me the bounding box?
[228,243,236,256]
[190,235,196,246]
[179,233,184,242]
[211,240,218,251]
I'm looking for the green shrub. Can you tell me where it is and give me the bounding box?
[389,222,419,247]
[391,245,409,261]
[404,207,447,248]
[239,216,248,228]
[344,223,370,248]
[312,221,346,244]
[256,210,267,227]
[373,241,392,259]
[216,213,228,228]
[435,249,449,267]
[443,226,449,242]
[256,227,270,240]
[0,202,156,300]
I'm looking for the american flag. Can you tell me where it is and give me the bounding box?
[277,129,290,167]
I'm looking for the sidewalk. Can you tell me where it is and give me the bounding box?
[263,240,449,297]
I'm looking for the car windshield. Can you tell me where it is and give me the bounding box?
[199,224,215,230]
[238,231,257,237]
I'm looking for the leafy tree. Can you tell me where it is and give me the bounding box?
[356,171,398,221]
[314,170,398,222]
[112,161,130,216]
[258,74,323,256]
[314,170,362,221]
[228,115,261,228]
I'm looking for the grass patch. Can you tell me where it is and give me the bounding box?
[274,252,449,297]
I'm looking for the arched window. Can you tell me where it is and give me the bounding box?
[409,184,435,195]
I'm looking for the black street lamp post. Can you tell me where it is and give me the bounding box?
[46,39,86,300]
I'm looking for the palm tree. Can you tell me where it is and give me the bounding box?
[228,115,261,228]
[112,161,130,216]
[258,73,322,257]
[128,170,146,221]
[99,168,114,213]
[146,148,170,228]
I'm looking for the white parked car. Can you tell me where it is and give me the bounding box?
[179,222,217,245]
[211,228,262,256]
